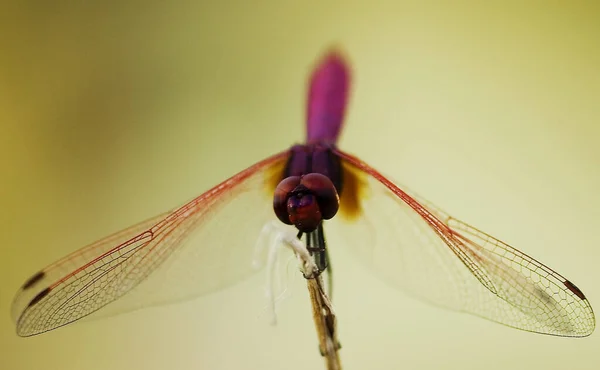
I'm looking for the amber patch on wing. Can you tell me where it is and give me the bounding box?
[339,160,367,221]
[263,156,288,196]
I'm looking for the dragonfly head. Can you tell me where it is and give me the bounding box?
[273,173,339,233]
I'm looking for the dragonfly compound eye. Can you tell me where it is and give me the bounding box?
[299,173,340,220]
[273,176,302,225]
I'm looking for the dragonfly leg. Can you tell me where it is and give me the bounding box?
[324,247,334,299]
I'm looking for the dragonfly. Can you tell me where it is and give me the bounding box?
[12,49,595,341]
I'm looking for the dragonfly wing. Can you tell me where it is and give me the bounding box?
[332,149,595,337]
[12,151,290,336]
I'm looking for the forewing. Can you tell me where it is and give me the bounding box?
[12,151,289,336]
[332,149,595,337]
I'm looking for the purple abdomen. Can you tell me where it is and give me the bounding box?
[306,51,351,144]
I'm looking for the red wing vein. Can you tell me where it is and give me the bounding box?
[14,150,289,336]
[335,149,595,336]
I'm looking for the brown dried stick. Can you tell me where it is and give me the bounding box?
[306,275,342,370]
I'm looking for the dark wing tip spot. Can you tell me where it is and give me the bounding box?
[28,287,51,308]
[22,271,45,290]
[564,280,586,300]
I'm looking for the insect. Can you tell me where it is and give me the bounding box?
[12,49,595,341]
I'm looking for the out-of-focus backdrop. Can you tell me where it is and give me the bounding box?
[1,1,599,369]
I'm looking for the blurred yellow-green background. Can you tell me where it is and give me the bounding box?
[1,1,599,369]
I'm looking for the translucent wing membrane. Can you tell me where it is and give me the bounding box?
[333,149,595,337]
[12,151,289,336]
